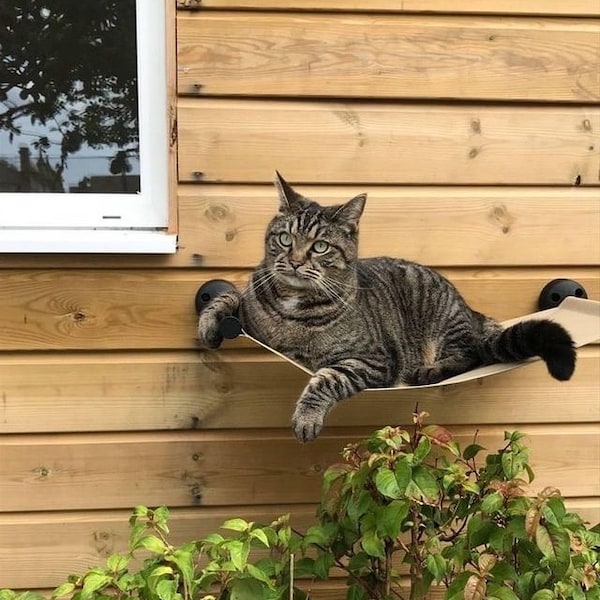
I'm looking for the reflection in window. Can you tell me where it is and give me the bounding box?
[0,1,140,194]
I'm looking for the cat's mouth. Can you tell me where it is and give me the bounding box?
[277,272,314,289]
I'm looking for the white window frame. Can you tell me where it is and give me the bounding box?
[0,1,176,254]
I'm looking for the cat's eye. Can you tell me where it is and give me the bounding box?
[278,232,293,247]
[312,240,330,254]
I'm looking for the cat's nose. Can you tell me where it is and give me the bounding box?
[289,260,302,271]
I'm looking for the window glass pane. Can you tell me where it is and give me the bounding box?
[0,1,140,194]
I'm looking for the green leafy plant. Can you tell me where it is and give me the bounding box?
[300,412,600,600]
[0,508,306,600]
[2,415,598,600]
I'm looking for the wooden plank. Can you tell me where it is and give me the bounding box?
[1,346,598,433]
[0,426,598,512]
[2,498,598,589]
[1,185,598,269]
[177,99,600,185]
[0,267,597,351]
[178,0,600,17]
[178,13,600,102]
[178,185,600,268]
[0,505,317,589]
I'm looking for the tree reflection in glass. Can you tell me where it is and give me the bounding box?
[0,1,140,193]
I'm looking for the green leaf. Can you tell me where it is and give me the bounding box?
[468,516,496,548]
[463,444,486,461]
[347,552,370,574]
[106,553,129,573]
[222,518,250,532]
[150,566,175,577]
[426,554,446,584]
[230,577,267,600]
[156,579,177,600]
[201,532,225,545]
[360,528,385,558]
[376,499,410,539]
[374,467,402,499]
[138,535,168,555]
[486,584,520,600]
[394,459,412,493]
[531,590,555,600]
[413,436,432,464]
[346,584,368,600]
[249,528,270,547]
[294,557,316,577]
[314,552,335,579]
[226,539,250,571]
[408,465,440,503]
[168,547,195,587]
[81,573,112,600]
[481,491,504,514]
[535,523,571,575]
[501,448,528,479]
[490,562,517,583]
[246,563,273,586]
[304,523,337,547]
[322,464,351,495]
[52,583,76,599]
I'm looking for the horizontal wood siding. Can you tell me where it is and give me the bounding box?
[182,0,600,17]
[178,100,600,185]
[1,0,598,594]
[1,347,599,434]
[178,13,600,102]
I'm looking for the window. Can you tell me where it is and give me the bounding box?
[0,1,176,253]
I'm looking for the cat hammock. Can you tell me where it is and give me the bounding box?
[196,279,600,390]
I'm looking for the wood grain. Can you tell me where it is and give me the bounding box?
[2,499,598,589]
[178,185,600,268]
[178,13,600,102]
[0,346,598,433]
[177,99,600,185]
[178,0,600,17]
[1,425,598,512]
[1,185,598,270]
[0,267,596,351]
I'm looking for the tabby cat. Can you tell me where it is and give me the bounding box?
[197,172,576,442]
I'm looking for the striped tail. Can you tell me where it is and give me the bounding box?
[482,319,576,381]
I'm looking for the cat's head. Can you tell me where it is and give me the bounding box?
[261,171,366,291]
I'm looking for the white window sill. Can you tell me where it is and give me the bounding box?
[0,230,177,254]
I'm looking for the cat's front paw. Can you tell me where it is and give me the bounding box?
[196,312,224,350]
[405,365,445,386]
[292,406,325,443]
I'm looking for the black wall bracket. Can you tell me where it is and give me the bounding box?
[538,279,588,311]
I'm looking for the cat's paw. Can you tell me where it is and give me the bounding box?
[405,365,446,386]
[292,407,325,443]
[196,292,240,350]
[196,312,224,350]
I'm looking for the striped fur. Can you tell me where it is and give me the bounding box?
[197,173,576,442]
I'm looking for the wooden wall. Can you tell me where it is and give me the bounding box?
[1,0,599,595]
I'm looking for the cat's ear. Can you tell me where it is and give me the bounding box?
[274,171,301,212]
[332,193,367,227]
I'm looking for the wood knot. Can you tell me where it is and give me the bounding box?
[72,311,87,322]
[34,466,51,479]
[205,203,231,223]
[470,119,482,134]
[468,147,480,159]
[490,203,514,234]
[225,229,237,242]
